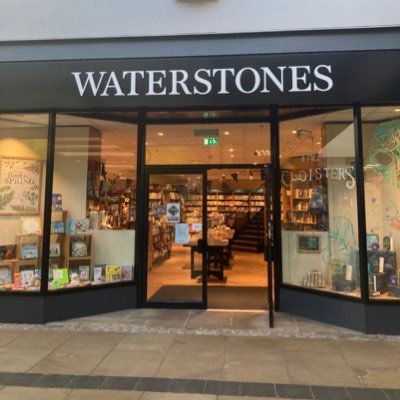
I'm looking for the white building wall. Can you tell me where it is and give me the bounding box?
[0,0,399,42]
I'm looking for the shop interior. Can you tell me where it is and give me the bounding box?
[1,107,400,302]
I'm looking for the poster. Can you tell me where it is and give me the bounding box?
[166,202,180,223]
[175,223,189,244]
[0,157,42,215]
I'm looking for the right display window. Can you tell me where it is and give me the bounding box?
[280,108,360,297]
[362,106,400,300]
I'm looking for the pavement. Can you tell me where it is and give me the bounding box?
[0,308,399,400]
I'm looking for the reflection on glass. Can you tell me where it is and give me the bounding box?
[49,113,137,290]
[280,108,360,297]
[147,174,204,303]
[0,114,49,292]
[362,106,400,299]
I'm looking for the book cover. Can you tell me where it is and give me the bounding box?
[79,265,90,281]
[70,219,89,234]
[21,244,38,260]
[20,216,42,235]
[49,242,61,258]
[21,269,34,287]
[105,265,121,282]
[121,265,133,281]
[93,265,105,283]
[50,221,65,234]
[0,267,12,286]
[52,193,63,211]
[51,268,69,288]
[13,273,23,289]
[0,245,16,260]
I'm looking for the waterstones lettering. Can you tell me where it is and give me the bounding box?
[71,65,333,97]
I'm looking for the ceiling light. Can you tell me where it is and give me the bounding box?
[394,109,400,112]
[229,148,234,152]
[224,131,230,135]
[230,154,235,158]
[279,155,282,158]
[316,141,321,145]
[145,142,148,146]
[157,132,164,136]
[292,130,297,134]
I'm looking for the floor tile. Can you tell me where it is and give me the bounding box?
[135,377,173,392]
[311,385,350,400]
[101,376,138,390]
[5,331,71,351]
[29,352,103,375]
[239,382,275,397]
[0,348,51,372]
[65,388,143,400]
[65,375,106,389]
[0,386,70,400]
[185,311,233,329]
[346,387,387,400]
[362,369,400,388]
[283,350,362,387]
[157,335,225,380]
[1,372,43,387]
[168,378,206,394]
[276,383,313,399]
[31,374,73,388]
[93,349,165,377]
[114,332,175,352]
[54,332,124,357]
[141,392,216,400]
[383,388,400,400]
[0,331,25,347]
[340,346,400,369]
[204,380,240,396]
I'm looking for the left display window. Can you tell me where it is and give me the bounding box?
[49,113,137,290]
[0,114,49,292]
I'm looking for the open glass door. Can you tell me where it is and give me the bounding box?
[145,170,207,306]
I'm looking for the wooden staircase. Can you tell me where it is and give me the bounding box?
[231,209,264,253]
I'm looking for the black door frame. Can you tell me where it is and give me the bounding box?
[140,163,276,309]
[142,165,208,309]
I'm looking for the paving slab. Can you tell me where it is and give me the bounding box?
[0,386,71,400]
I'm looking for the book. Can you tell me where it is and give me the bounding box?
[0,245,16,260]
[13,273,23,289]
[21,269,34,287]
[121,265,133,281]
[93,265,105,283]
[50,221,65,234]
[21,216,42,235]
[49,242,61,258]
[105,265,121,283]
[79,265,90,281]
[0,267,12,286]
[51,268,69,288]
[52,193,63,211]
[21,244,38,260]
[70,219,89,234]
[71,239,88,257]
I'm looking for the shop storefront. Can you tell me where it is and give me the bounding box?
[1,42,400,333]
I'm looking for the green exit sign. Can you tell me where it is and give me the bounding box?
[203,137,219,146]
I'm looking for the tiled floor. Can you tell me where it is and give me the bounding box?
[0,309,398,399]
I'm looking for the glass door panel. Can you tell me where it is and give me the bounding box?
[146,172,205,304]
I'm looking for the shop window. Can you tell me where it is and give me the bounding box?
[146,123,270,165]
[48,113,137,290]
[280,108,360,298]
[362,106,400,300]
[0,114,49,292]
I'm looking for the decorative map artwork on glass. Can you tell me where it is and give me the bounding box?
[0,157,42,215]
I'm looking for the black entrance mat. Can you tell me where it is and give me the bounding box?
[148,285,268,309]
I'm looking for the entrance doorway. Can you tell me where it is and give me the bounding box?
[145,166,270,310]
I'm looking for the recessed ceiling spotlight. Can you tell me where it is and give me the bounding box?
[292,130,297,134]
[316,141,321,145]
[229,148,234,152]
[253,162,258,165]
[145,142,148,146]
[230,154,235,158]
[224,131,230,135]
[157,132,164,136]
[394,109,400,112]
[279,155,282,158]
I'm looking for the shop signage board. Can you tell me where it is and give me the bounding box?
[0,50,400,110]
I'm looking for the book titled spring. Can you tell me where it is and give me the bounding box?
[105,265,121,283]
